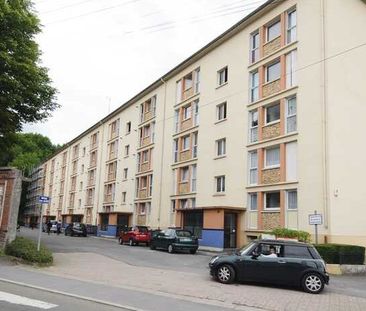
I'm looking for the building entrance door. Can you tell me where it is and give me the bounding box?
[116,214,129,237]
[224,212,237,248]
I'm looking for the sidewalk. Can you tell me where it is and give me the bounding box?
[8,252,366,311]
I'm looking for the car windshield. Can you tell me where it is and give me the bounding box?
[137,227,149,233]
[176,230,192,237]
[240,242,257,256]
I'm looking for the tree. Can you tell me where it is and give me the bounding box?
[6,132,57,175]
[0,0,58,147]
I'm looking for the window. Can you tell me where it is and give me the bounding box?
[123,168,128,180]
[194,68,200,93]
[286,142,297,181]
[250,71,259,102]
[149,175,153,196]
[126,122,131,134]
[191,164,197,192]
[83,147,86,157]
[181,167,189,182]
[248,151,258,185]
[141,176,147,188]
[173,139,178,163]
[250,31,260,63]
[284,246,312,259]
[265,191,280,209]
[142,150,149,162]
[183,210,203,238]
[217,102,227,121]
[249,110,258,143]
[174,110,179,133]
[286,190,297,210]
[193,100,199,126]
[215,176,225,193]
[249,193,258,211]
[265,146,280,168]
[266,60,281,82]
[180,199,188,209]
[286,96,297,133]
[192,132,198,158]
[287,9,297,44]
[265,103,280,124]
[125,145,130,156]
[79,181,83,191]
[216,138,226,156]
[217,67,228,86]
[78,199,82,208]
[122,192,126,203]
[171,200,176,213]
[190,198,196,209]
[182,135,190,150]
[267,19,280,41]
[286,50,297,87]
[183,105,191,120]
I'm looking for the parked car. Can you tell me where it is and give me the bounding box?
[150,228,198,254]
[64,223,87,237]
[119,226,151,246]
[42,220,58,233]
[209,239,329,294]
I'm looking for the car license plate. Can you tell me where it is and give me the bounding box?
[180,238,190,242]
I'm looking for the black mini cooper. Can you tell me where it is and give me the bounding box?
[209,239,329,294]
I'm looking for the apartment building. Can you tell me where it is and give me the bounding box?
[29,0,366,250]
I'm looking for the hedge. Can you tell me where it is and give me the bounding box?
[315,244,365,265]
[5,237,53,265]
[271,228,311,243]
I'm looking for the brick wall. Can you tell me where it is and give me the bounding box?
[0,168,22,249]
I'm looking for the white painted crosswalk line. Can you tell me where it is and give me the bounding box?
[0,290,58,309]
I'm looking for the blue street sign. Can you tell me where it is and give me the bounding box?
[38,195,50,204]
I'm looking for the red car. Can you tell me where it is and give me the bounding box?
[119,226,151,246]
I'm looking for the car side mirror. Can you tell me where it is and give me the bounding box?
[251,251,259,259]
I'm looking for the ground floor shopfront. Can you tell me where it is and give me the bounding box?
[97,213,132,237]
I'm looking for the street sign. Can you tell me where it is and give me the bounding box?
[38,195,50,204]
[309,213,322,225]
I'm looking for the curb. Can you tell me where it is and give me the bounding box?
[0,277,146,311]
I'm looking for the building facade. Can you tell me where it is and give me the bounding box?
[28,0,366,250]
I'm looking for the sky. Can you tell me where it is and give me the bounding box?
[24,0,266,145]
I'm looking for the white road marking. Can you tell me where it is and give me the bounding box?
[0,290,58,309]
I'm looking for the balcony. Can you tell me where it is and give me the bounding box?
[263,36,282,57]
[262,168,281,184]
[262,122,281,140]
[262,79,281,98]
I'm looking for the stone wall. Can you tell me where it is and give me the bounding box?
[262,123,281,140]
[263,37,281,57]
[262,168,281,184]
[262,212,280,230]
[262,80,281,98]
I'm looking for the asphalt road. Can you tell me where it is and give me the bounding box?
[19,228,211,274]
[18,228,366,299]
[0,281,131,311]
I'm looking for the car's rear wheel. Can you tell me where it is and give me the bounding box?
[216,265,235,284]
[167,244,174,254]
[302,273,324,294]
[190,249,197,254]
[129,239,134,246]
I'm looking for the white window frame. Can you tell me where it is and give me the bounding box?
[215,175,225,193]
[285,96,297,133]
[286,189,298,210]
[123,168,128,180]
[125,145,130,156]
[286,9,297,44]
[217,66,228,86]
[265,103,281,125]
[216,138,226,157]
[193,99,199,126]
[267,19,281,42]
[286,50,297,88]
[250,71,259,102]
[192,132,198,158]
[181,167,189,182]
[248,193,258,211]
[265,146,280,168]
[266,60,281,83]
[250,30,260,63]
[216,102,227,121]
[173,139,179,163]
[174,110,179,133]
[248,151,258,185]
[191,164,197,192]
[264,191,281,210]
[182,135,190,151]
[249,109,258,143]
[122,192,126,203]
[183,105,191,120]
[194,68,200,93]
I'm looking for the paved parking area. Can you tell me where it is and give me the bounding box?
[17,228,366,311]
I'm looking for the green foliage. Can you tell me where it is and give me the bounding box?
[0,0,58,144]
[315,244,365,265]
[5,237,53,264]
[271,228,311,243]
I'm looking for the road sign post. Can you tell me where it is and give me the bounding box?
[37,196,50,252]
[309,211,323,244]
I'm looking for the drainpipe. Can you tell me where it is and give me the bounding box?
[320,0,329,232]
[157,78,168,228]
